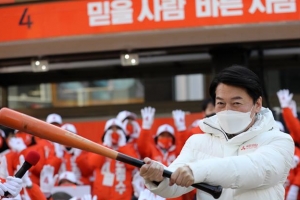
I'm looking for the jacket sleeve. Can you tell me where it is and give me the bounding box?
[75,151,94,177]
[45,155,62,175]
[87,151,105,170]
[25,182,47,200]
[186,133,294,190]
[291,165,300,186]
[175,130,188,156]
[43,141,63,175]
[137,129,154,158]
[290,147,300,186]
[282,107,300,144]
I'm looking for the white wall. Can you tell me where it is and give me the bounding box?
[175,74,204,101]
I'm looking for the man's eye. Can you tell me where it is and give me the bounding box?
[233,102,241,105]
[217,102,224,105]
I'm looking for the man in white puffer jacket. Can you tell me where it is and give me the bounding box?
[139,65,294,200]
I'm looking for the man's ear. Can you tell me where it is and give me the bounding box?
[255,96,263,113]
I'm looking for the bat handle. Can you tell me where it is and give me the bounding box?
[160,170,222,199]
[116,153,223,199]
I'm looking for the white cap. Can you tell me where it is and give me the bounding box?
[46,113,62,125]
[104,118,125,132]
[58,171,77,184]
[61,123,77,134]
[116,111,137,122]
[156,124,175,137]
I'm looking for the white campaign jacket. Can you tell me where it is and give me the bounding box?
[145,107,294,200]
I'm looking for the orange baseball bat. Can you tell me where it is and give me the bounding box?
[0,107,222,199]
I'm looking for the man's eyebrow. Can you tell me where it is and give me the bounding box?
[216,96,243,100]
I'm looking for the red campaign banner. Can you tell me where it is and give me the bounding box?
[0,0,299,43]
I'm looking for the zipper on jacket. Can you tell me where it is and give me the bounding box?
[203,121,229,141]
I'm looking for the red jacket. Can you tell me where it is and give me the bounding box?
[138,128,186,200]
[88,143,138,200]
[282,107,300,144]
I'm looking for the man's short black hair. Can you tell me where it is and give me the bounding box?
[209,65,263,104]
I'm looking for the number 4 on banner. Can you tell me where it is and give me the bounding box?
[19,8,33,28]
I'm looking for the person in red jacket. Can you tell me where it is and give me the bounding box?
[46,123,93,186]
[88,118,138,200]
[43,113,66,176]
[10,113,64,186]
[277,89,300,145]
[137,107,187,200]
[285,146,300,200]
[13,130,48,186]
[116,111,143,200]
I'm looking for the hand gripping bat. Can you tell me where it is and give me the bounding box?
[0,107,222,199]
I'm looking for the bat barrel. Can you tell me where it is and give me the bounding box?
[0,107,118,160]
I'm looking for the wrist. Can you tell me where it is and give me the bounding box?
[176,125,186,132]
[25,177,32,188]
[280,102,290,108]
[142,123,152,130]
[43,192,52,198]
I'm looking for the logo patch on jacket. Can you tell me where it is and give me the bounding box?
[240,144,258,151]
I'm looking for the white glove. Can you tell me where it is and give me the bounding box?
[82,194,98,200]
[69,194,97,200]
[16,155,32,187]
[0,156,9,179]
[3,176,23,197]
[40,165,58,197]
[172,110,186,131]
[141,107,155,129]
[54,142,64,158]
[277,89,293,108]
[286,185,299,200]
[289,100,298,117]
[2,194,22,200]
[0,182,8,196]
[7,138,26,153]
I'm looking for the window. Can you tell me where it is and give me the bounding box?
[8,78,144,109]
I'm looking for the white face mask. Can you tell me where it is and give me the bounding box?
[216,107,255,134]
